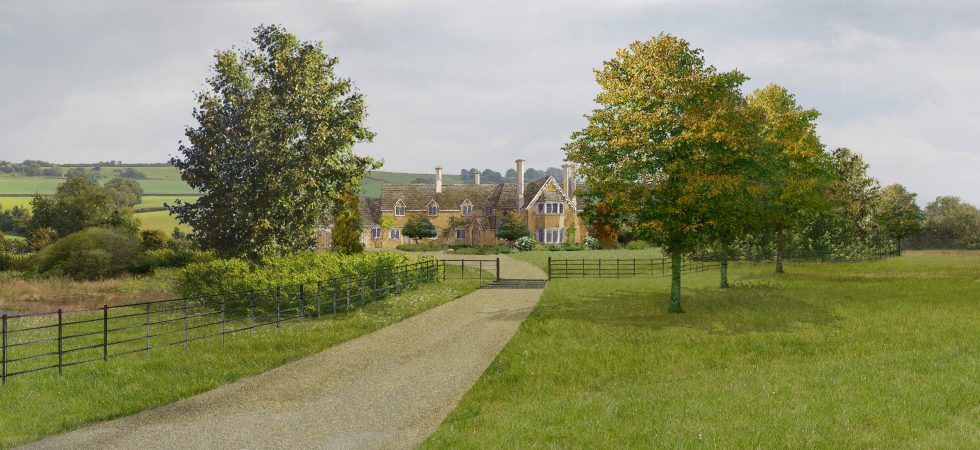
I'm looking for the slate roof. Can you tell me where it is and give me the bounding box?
[377,177,552,212]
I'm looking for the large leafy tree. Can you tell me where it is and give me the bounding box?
[909,196,980,249]
[567,34,762,313]
[875,183,923,254]
[104,177,144,208]
[747,84,832,273]
[169,25,378,259]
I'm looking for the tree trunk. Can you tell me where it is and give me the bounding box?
[775,228,785,274]
[669,251,684,313]
[720,244,729,289]
[897,238,902,256]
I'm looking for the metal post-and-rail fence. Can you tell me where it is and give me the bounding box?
[438,258,500,284]
[548,257,720,280]
[0,259,442,385]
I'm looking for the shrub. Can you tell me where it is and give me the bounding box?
[32,227,149,280]
[26,227,58,252]
[178,251,410,297]
[140,229,169,250]
[514,236,536,251]
[584,236,600,250]
[146,247,214,269]
[626,240,650,250]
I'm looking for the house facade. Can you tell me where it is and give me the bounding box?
[318,159,586,248]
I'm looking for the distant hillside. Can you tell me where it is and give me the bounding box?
[0,165,461,198]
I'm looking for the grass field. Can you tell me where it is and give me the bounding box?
[133,195,198,210]
[0,278,482,448]
[425,251,980,448]
[0,197,33,209]
[136,210,189,233]
[0,177,196,196]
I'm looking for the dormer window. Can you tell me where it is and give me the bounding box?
[394,200,406,216]
[537,202,564,215]
[427,200,439,216]
[461,200,473,216]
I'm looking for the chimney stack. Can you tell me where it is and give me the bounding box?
[561,164,571,196]
[568,164,577,204]
[516,159,525,209]
[435,166,443,193]
[473,172,480,185]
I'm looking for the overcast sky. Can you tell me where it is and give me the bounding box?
[1,0,978,204]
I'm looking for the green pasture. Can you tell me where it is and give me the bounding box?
[426,250,980,448]
[0,277,482,448]
[136,210,189,233]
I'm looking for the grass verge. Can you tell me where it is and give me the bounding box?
[0,279,481,448]
[424,251,979,448]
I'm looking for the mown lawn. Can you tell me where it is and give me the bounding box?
[425,250,980,448]
[0,279,482,448]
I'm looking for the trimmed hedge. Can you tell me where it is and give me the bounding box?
[32,227,150,280]
[178,251,411,298]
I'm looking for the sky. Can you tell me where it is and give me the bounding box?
[1,0,978,205]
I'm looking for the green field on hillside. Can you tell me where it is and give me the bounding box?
[134,195,199,210]
[1,169,456,199]
[0,196,34,210]
[425,251,980,448]
[136,210,189,233]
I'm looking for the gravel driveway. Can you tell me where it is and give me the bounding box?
[26,256,545,449]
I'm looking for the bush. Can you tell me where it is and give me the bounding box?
[584,236,600,250]
[140,229,169,250]
[396,242,447,252]
[178,251,411,298]
[31,227,149,280]
[626,240,650,250]
[146,247,214,269]
[514,236,536,251]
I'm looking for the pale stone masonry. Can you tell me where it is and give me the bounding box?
[317,159,586,249]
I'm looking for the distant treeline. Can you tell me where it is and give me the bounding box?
[0,160,149,179]
[458,167,569,184]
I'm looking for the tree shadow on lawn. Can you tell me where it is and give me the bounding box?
[537,283,839,335]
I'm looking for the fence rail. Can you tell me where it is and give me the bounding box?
[438,258,500,283]
[548,257,719,279]
[0,259,445,384]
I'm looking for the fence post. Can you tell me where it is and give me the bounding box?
[57,309,63,376]
[276,286,281,328]
[220,295,226,345]
[548,257,552,281]
[346,275,351,312]
[316,281,322,319]
[299,284,305,319]
[373,269,379,300]
[2,314,7,385]
[145,303,151,353]
[333,278,338,314]
[442,260,446,281]
[183,297,189,349]
[461,260,465,279]
[103,305,108,361]
[598,259,602,278]
[496,258,500,282]
[247,291,255,333]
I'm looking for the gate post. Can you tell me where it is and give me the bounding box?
[547,257,552,281]
[496,258,500,282]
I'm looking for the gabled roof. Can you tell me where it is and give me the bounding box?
[375,176,567,212]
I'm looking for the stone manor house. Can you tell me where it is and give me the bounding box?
[317,159,586,248]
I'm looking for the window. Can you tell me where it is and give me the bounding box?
[428,205,438,216]
[461,201,473,216]
[455,229,466,240]
[537,228,563,244]
[394,201,406,217]
[371,226,381,239]
[537,202,564,215]
[390,228,401,239]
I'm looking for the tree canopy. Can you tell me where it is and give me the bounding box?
[567,34,764,312]
[169,24,378,259]
[403,214,437,244]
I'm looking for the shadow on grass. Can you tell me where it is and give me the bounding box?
[536,282,839,335]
